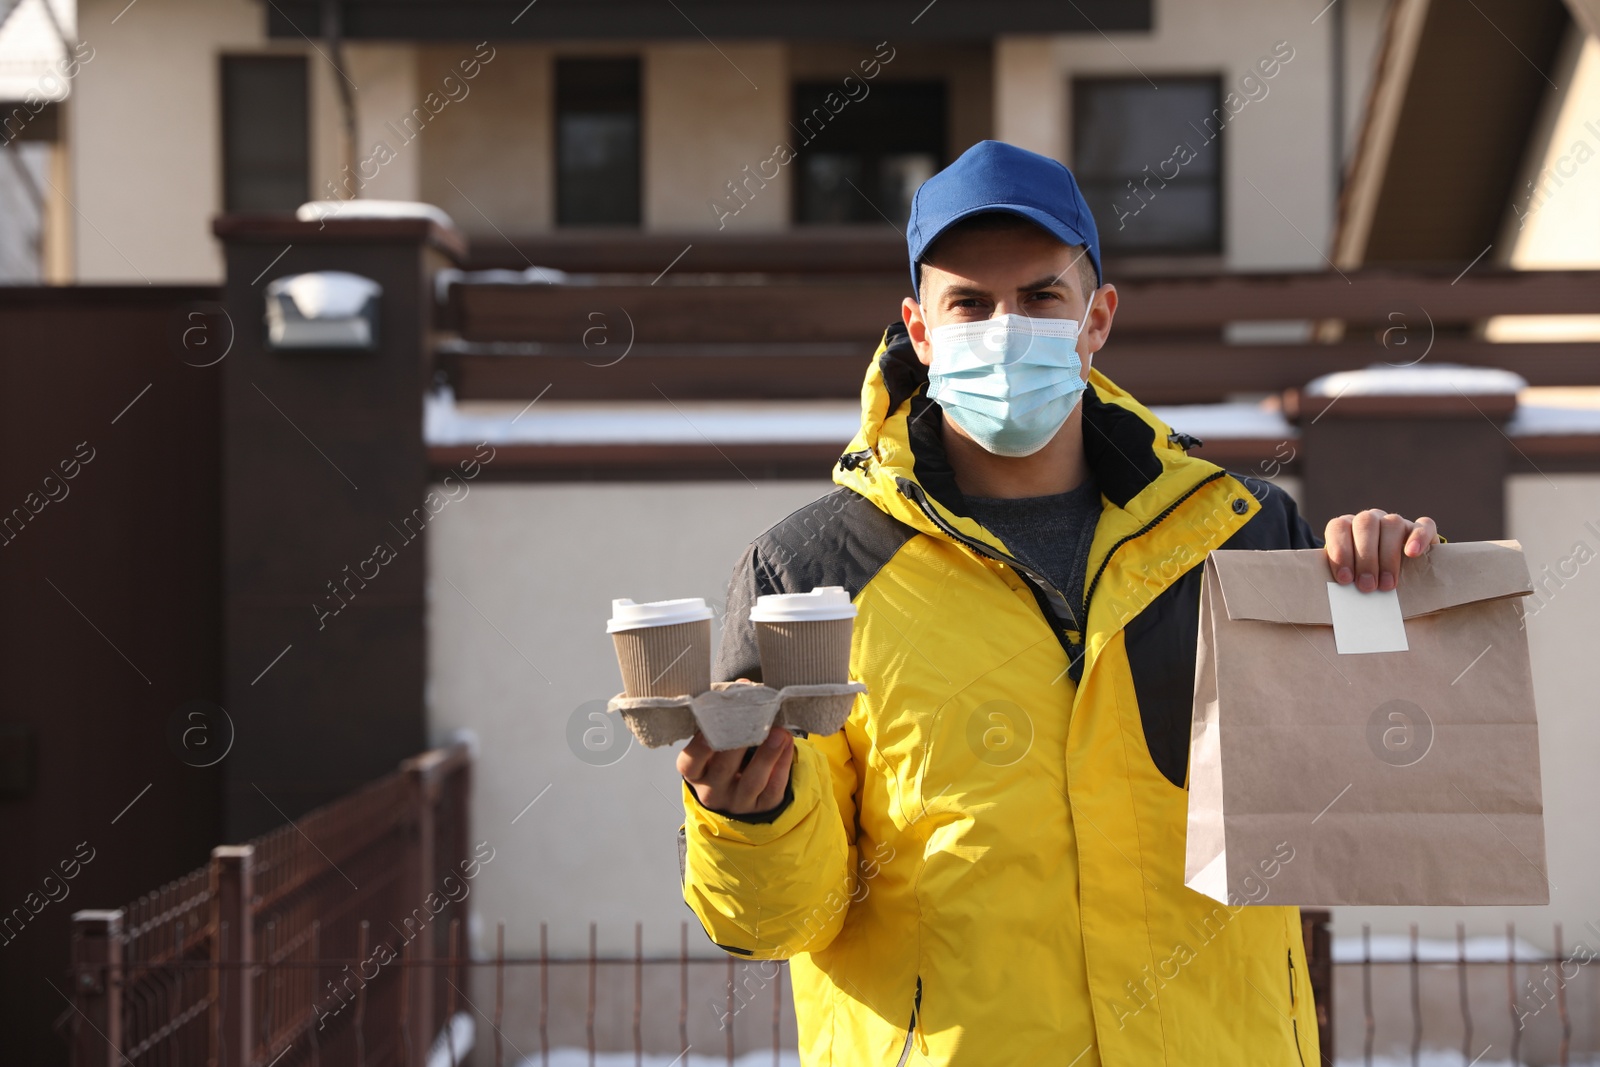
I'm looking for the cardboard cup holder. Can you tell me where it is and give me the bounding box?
[608,679,867,751]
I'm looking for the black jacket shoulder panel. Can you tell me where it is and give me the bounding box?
[713,488,919,683]
[1123,477,1321,788]
[1225,473,1324,551]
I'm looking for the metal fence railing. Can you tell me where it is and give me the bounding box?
[68,911,1335,1067]
[71,752,1595,1067]
[67,743,470,1067]
[1342,921,1597,1067]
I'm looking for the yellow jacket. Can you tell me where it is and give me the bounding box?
[682,324,1321,1065]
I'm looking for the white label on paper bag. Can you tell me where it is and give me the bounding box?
[1326,582,1409,655]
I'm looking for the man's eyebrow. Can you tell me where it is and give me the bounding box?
[1017,274,1071,292]
[940,283,992,301]
[939,275,1070,302]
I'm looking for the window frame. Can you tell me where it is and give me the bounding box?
[219,54,311,215]
[554,56,643,228]
[1070,74,1227,259]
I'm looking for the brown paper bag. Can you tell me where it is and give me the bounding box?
[1185,540,1549,906]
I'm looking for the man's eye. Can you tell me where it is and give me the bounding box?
[1025,291,1061,303]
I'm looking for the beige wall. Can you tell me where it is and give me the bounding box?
[74,0,266,282]
[645,42,788,231]
[72,0,417,281]
[425,479,833,957]
[1340,0,1389,169]
[339,43,423,203]
[997,0,1340,270]
[418,42,553,233]
[430,470,1600,959]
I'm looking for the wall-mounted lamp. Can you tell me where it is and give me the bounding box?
[264,271,382,351]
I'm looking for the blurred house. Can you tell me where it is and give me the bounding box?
[50,0,1390,280]
[0,0,73,280]
[6,0,1600,1063]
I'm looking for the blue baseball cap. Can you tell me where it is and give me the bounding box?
[906,140,1102,297]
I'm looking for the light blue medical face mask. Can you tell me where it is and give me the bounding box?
[926,292,1097,457]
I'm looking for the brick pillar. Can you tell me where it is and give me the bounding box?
[211,214,464,837]
[1290,368,1518,541]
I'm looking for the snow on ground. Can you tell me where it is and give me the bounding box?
[1332,934,1548,964]
[1305,364,1528,397]
[423,380,1600,448]
[1333,1054,1600,1067]
[512,1050,1600,1067]
[517,1052,798,1067]
[296,198,458,230]
[1149,402,1294,440]
[425,389,862,447]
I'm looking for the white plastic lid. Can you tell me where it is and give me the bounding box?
[606,597,713,633]
[748,586,858,622]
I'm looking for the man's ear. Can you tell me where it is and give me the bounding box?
[1080,283,1118,369]
[902,296,934,367]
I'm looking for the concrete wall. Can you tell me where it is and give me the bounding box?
[996,0,1345,270]
[429,470,1600,966]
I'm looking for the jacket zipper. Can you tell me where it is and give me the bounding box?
[898,468,1233,670]
[1288,950,1308,1067]
[895,478,1082,630]
[894,976,923,1067]
[1079,468,1229,617]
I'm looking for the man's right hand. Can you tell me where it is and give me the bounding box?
[677,725,795,816]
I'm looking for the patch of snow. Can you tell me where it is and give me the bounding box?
[267,271,380,320]
[296,199,458,232]
[1149,402,1295,441]
[519,1053,799,1067]
[1305,364,1528,398]
[511,1048,1600,1067]
[1223,320,1314,345]
[434,265,570,304]
[1507,404,1600,435]
[1506,387,1600,435]
[424,389,860,447]
[1335,1054,1600,1067]
[426,1012,475,1067]
[1331,934,1547,964]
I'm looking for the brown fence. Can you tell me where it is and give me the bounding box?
[67,743,470,1067]
[434,266,1600,404]
[69,894,1328,1066]
[1341,921,1600,1067]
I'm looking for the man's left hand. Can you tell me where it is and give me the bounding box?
[1324,510,1439,592]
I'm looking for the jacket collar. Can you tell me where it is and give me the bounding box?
[835,321,1211,542]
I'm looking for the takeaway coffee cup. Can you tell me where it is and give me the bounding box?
[748,586,857,690]
[607,598,713,698]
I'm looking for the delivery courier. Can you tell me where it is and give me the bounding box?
[673,140,1442,1066]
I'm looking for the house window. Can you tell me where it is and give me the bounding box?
[556,58,641,226]
[221,56,309,213]
[792,81,945,227]
[1072,77,1223,255]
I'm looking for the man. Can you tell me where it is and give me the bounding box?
[675,141,1438,1065]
